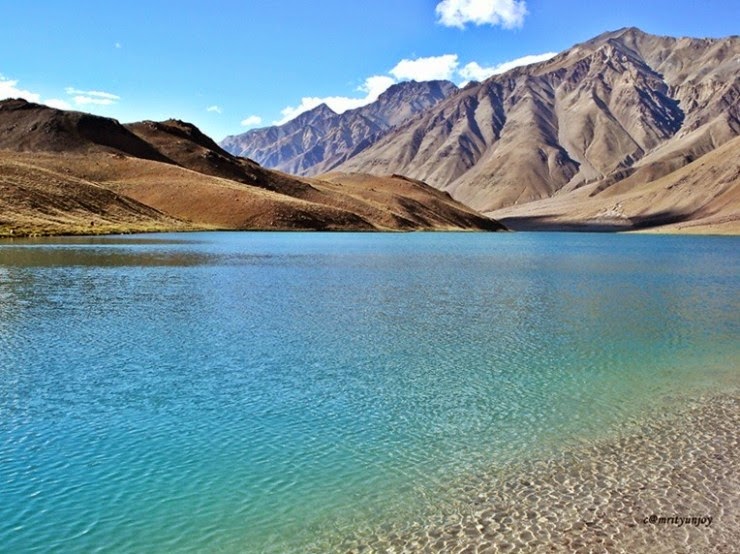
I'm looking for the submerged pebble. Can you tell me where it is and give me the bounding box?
[335,394,740,553]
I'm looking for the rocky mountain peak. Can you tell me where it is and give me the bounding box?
[295,102,338,124]
[220,80,457,176]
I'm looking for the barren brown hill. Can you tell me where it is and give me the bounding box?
[335,28,739,231]
[307,173,505,231]
[126,118,261,181]
[124,118,314,197]
[0,100,504,236]
[0,98,169,162]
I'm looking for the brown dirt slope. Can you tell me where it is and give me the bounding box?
[316,173,506,231]
[0,99,504,236]
[124,118,317,198]
[0,152,185,236]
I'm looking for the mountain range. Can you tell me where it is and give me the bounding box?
[2,27,737,237]
[221,80,457,176]
[223,27,739,233]
[0,98,503,237]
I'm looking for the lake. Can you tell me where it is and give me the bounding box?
[0,232,737,552]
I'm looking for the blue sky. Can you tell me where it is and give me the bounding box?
[1,1,737,141]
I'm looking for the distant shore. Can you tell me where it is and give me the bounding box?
[0,226,492,240]
[490,216,740,236]
[339,392,739,553]
[2,223,738,240]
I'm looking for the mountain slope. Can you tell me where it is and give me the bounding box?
[0,152,184,236]
[335,28,739,224]
[220,80,458,176]
[124,118,313,197]
[0,99,504,236]
[487,134,740,233]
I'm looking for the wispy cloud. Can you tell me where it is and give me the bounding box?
[207,105,222,114]
[458,52,557,82]
[390,55,459,81]
[240,115,262,127]
[65,87,120,106]
[65,88,119,100]
[435,0,528,29]
[0,75,121,112]
[115,42,122,49]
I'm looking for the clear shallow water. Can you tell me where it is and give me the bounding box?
[0,232,737,552]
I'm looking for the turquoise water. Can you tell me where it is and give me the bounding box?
[0,232,737,552]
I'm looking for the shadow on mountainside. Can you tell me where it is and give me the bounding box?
[498,210,692,232]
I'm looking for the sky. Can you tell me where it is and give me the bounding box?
[1,0,737,141]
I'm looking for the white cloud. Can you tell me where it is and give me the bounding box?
[271,48,556,126]
[0,75,120,111]
[64,87,120,106]
[0,75,41,103]
[276,99,325,124]
[240,115,262,127]
[207,105,222,114]
[390,54,459,81]
[71,96,117,106]
[44,98,73,110]
[65,88,119,100]
[436,0,528,29]
[274,74,396,125]
[458,52,557,82]
[359,75,396,99]
[0,74,72,110]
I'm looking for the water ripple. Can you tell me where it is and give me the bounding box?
[0,232,737,552]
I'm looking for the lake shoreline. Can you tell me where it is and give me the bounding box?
[1,225,738,240]
[0,225,508,240]
[340,392,740,553]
